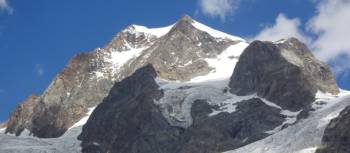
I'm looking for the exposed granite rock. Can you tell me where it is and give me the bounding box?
[5,94,40,136]
[229,38,339,111]
[79,65,285,153]
[316,104,350,153]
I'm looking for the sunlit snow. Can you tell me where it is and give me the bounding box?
[190,42,248,83]
[192,20,245,41]
[0,128,5,134]
[128,24,173,38]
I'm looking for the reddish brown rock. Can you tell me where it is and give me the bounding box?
[5,94,40,136]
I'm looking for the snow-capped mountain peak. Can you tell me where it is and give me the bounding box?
[5,15,347,153]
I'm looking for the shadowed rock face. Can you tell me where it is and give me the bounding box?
[78,64,182,153]
[229,38,339,111]
[316,104,350,153]
[179,98,285,153]
[79,65,285,153]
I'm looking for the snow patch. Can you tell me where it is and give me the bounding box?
[178,60,193,68]
[296,147,317,153]
[266,109,301,134]
[190,42,248,83]
[19,129,32,137]
[209,94,255,116]
[0,128,5,134]
[259,97,283,110]
[4,129,33,137]
[155,81,230,128]
[129,24,173,38]
[106,47,145,75]
[69,107,96,129]
[312,90,349,111]
[94,71,105,79]
[274,39,287,44]
[192,20,245,41]
[281,49,304,67]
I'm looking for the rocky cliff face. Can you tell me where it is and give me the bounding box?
[229,38,339,111]
[4,22,156,137]
[78,64,180,153]
[6,94,40,136]
[316,104,350,153]
[6,52,114,138]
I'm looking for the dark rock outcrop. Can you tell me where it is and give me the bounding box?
[316,105,350,153]
[179,98,285,153]
[78,64,182,153]
[79,65,286,153]
[229,38,339,111]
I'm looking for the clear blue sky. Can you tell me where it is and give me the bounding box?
[0,0,349,121]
